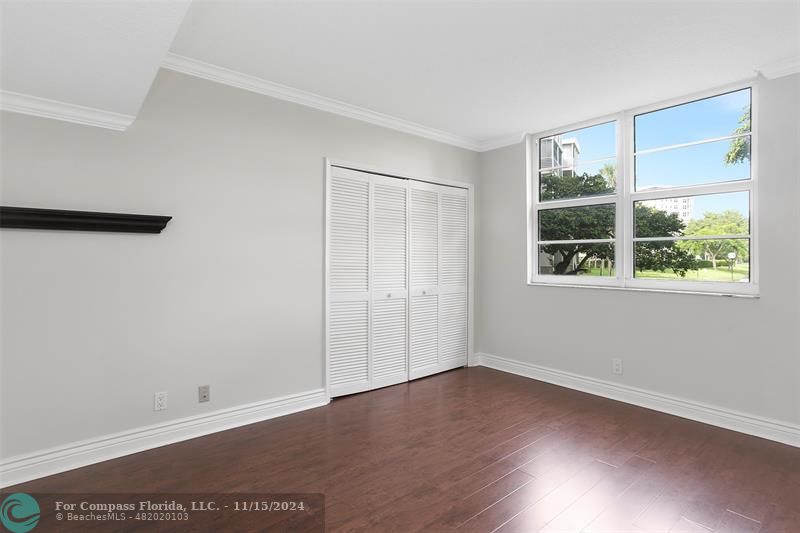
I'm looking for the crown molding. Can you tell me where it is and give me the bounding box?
[476,132,525,152]
[757,56,800,80]
[162,53,489,151]
[0,91,134,131]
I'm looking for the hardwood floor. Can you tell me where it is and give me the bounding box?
[7,367,800,532]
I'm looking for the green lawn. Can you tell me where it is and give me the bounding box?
[583,265,749,282]
[584,267,616,277]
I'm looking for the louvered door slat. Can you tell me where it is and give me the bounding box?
[440,192,468,287]
[330,176,369,293]
[372,298,407,383]
[329,300,369,386]
[410,188,438,287]
[373,182,407,291]
[439,292,467,361]
[410,294,438,371]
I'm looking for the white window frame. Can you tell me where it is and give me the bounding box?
[527,81,758,297]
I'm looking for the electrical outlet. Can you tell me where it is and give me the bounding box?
[612,358,624,375]
[198,385,210,403]
[154,391,168,411]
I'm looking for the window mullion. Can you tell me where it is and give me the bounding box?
[527,134,537,283]
[633,132,751,156]
[621,110,633,286]
[537,195,617,210]
[539,238,615,245]
[749,82,759,287]
[631,180,753,202]
[633,234,750,242]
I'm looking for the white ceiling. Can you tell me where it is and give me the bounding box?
[1,1,797,145]
[170,0,800,147]
[1,0,190,121]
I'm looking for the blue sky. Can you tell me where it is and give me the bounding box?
[635,89,750,150]
[541,88,751,219]
[691,191,749,221]
[552,120,615,161]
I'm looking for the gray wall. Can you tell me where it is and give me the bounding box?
[2,69,798,462]
[477,73,800,426]
[0,70,479,458]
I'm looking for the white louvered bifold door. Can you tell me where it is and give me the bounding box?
[408,181,441,379]
[327,167,409,397]
[438,187,469,370]
[328,166,467,395]
[328,167,372,396]
[409,182,468,380]
[370,175,409,389]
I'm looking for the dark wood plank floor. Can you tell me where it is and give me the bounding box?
[8,367,800,532]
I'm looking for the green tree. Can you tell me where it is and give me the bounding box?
[634,241,699,276]
[634,205,698,277]
[599,162,617,189]
[540,168,614,201]
[540,202,615,274]
[539,168,696,276]
[725,106,751,165]
[679,210,749,269]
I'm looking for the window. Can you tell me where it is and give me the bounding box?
[528,86,756,295]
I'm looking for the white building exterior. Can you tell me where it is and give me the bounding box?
[641,196,694,223]
[540,136,581,175]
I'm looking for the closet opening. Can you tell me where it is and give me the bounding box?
[324,159,474,398]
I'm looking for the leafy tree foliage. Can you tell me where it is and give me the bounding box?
[539,167,696,276]
[679,210,749,268]
[634,242,699,276]
[725,107,751,165]
[634,206,698,276]
[540,202,614,275]
[599,162,617,189]
[539,169,614,201]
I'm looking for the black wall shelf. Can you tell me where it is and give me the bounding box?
[0,207,172,234]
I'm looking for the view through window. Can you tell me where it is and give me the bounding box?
[531,87,754,292]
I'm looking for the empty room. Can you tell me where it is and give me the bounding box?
[1,0,799,531]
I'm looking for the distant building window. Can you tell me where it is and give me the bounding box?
[529,86,755,295]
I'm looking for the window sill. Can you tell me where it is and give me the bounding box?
[526,281,760,298]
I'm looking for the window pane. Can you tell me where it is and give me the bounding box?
[635,191,749,238]
[635,88,751,152]
[635,137,750,190]
[538,122,616,201]
[539,244,615,276]
[634,239,749,282]
[539,204,615,241]
[540,160,616,201]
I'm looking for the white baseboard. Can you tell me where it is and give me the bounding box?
[476,352,800,448]
[0,389,328,488]
[5,357,798,487]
